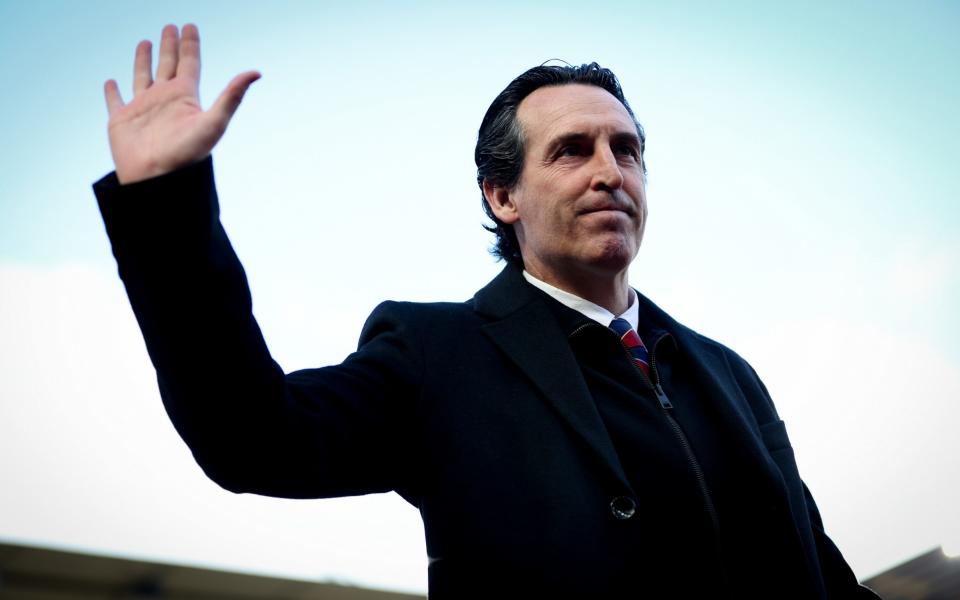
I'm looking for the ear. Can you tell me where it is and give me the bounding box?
[483,180,520,225]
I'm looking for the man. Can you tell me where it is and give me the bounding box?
[94,24,879,598]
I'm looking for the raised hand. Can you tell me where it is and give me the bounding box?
[103,24,260,184]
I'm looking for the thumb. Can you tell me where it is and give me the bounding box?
[209,70,261,129]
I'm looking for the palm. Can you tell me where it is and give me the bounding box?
[103,24,259,184]
[109,75,208,181]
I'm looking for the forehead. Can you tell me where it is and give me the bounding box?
[516,83,636,147]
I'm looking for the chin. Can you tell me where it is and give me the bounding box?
[583,238,637,274]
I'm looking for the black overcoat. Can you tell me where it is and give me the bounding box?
[94,158,879,598]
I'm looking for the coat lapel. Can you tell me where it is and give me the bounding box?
[474,265,634,494]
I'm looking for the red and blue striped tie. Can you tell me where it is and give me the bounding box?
[609,317,650,377]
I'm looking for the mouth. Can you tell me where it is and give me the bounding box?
[577,193,637,217]
[579,205,633,217]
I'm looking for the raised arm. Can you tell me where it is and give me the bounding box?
[103,24,260,184]
[94,26,423,500]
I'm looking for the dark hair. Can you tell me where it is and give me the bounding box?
[475,62,646,264]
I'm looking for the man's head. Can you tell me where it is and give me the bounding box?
[476,63,647,281]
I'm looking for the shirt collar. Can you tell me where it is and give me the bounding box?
[522,270,638,330]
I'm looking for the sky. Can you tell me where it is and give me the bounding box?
[1,0,958,594]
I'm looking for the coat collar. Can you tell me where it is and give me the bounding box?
[472,262,540,319]
[473,263,784,496]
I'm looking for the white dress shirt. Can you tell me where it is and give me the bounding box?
[522,270,639,331]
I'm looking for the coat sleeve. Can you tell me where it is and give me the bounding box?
[802,482,883,599]
[736,360,882,599]
[93,158,423,500]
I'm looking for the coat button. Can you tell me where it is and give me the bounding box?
[610,496,636,520]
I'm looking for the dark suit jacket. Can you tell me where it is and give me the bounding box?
[94,158,879,598]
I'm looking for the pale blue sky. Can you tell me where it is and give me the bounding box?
[1,0,958,593]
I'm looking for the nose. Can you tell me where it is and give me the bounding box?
[590,146,624,192]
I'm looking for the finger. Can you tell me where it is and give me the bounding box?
[133,40,153,94]
[178,23,201,81]
[209,70,261,129]
[156,24,179,80]
[104,79,124,116]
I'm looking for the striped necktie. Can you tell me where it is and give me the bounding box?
[609,317,650,377]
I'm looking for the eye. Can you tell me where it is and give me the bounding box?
[558,144,585,157]
[614,144,639,159]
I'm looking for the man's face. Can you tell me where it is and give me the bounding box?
[488,84,647,284]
